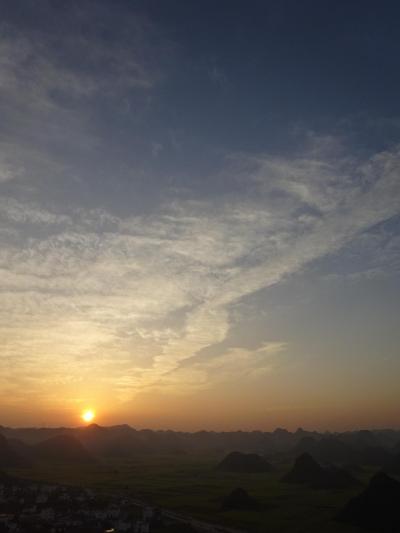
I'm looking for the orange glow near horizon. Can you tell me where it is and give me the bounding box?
[81,409,95,424]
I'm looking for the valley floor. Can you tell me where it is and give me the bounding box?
[7,454,371,533]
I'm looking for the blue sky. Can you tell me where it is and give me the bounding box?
[0,0,399,429]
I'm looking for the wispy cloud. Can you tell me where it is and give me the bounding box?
[1,136,400,408]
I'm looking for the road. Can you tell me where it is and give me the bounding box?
[129,496,248,533]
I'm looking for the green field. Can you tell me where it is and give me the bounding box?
[8,454,368,532]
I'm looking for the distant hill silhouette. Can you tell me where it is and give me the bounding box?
[283,453,324,483]
[221,487,260,510]
[0,434,29,468]
[294,435,392,468]
[7,437,35,461]
[1,424,400,460]
[359,446,393,467]
[294,436,318,454]
[295,436,357,464]
[32,435,95,464]
[217,451,272,473]
[354,429,378,448]
[337,471,400,531]
[385,451,400,475]
[75,424,153,456]
[0,426,71,445]
[320,466,361,490]
[282,453,359,489]
[74,423,114,454]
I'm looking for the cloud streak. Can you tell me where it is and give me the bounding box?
[1,137,400,409]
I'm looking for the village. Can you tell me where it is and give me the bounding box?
[0,474,164,533]
[0,472,241,533]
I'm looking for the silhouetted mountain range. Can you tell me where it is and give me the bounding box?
[1,424,400,465]
[221,487,260,510]
[1,433,95,465]
[386,451,400,475]
[32,434,96,464]
[294,435,394,467]
[0,433,30,468]
[217,451,272,473]
[282,453,359,489]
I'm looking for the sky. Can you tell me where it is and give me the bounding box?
[0,0,400,430]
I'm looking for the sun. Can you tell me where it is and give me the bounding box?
[81,409,95,424]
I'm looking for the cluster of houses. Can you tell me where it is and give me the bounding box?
[0,475,164,533]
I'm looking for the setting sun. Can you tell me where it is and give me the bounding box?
[81,409,95,423]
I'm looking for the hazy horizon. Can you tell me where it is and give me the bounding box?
[3,422,400,434]
[1,0,400,431]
